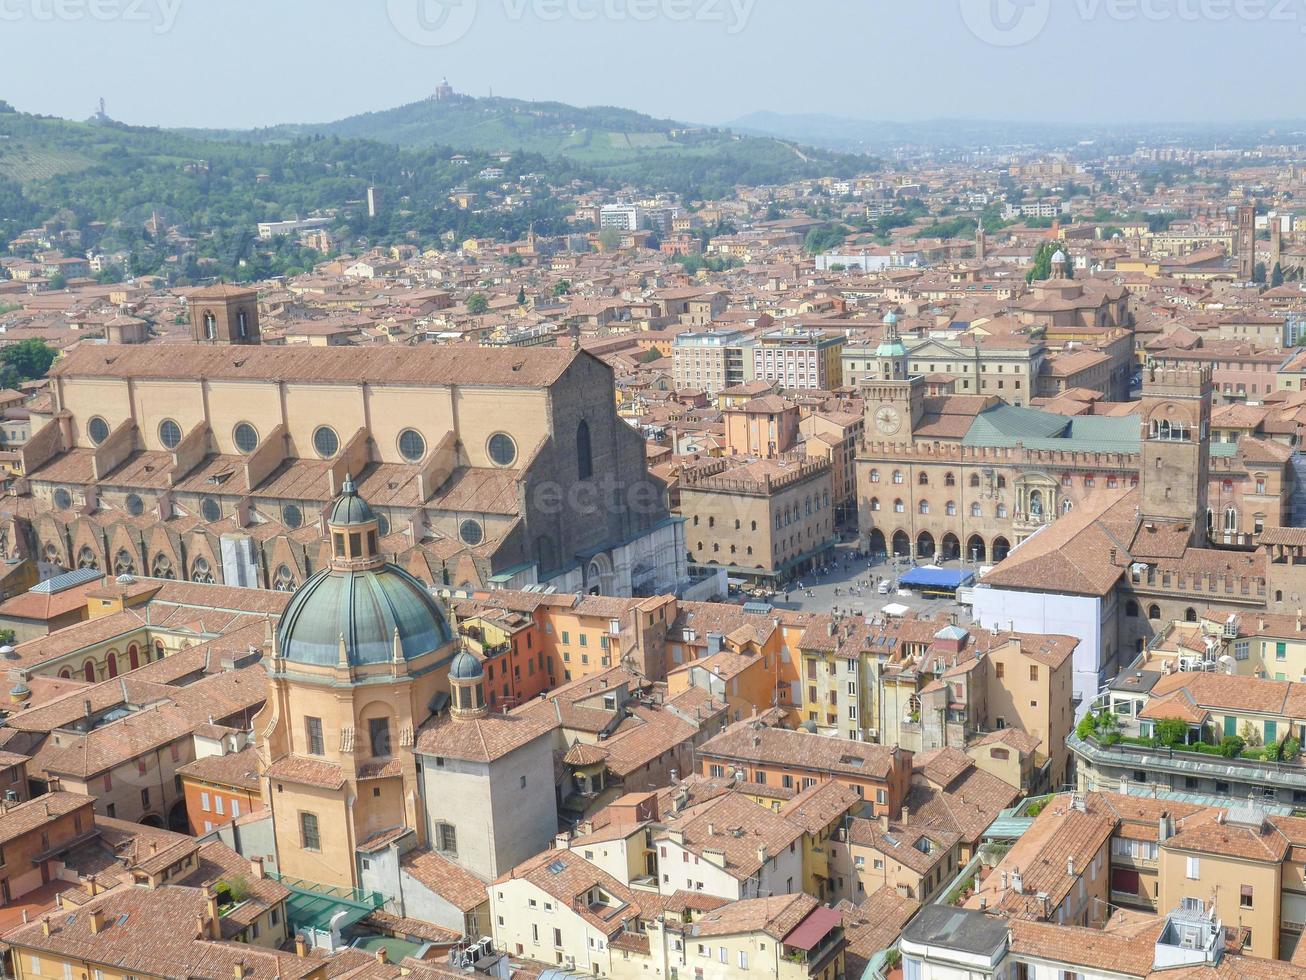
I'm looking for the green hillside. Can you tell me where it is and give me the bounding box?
[186,94,867,193]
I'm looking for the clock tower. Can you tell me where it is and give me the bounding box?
[863,312,922,445]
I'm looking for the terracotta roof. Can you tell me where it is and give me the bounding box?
[698,719,906,780]
[414,709,557,764]
[51,343,581,389]
[264,755,347,791]
[401,848,489,912]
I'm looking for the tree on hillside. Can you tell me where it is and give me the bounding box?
[1273,262,1285,288]
[466,292,489,315]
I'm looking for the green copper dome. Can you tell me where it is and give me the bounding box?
[276,563,453,667]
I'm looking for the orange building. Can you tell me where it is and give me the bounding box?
[696,720,913,818]
[177,742,263,836]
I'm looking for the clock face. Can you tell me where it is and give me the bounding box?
[875,405,902,435]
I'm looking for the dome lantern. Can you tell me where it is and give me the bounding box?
[449,649,488,720]
[328,473,383,571]
[275,479,454,671]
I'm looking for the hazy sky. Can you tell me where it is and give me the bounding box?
[6,0,1306,129]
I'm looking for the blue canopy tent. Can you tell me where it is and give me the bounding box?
[898,566,974,593]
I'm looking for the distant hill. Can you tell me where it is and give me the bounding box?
[0,95,871,285]
[183,94,869,194]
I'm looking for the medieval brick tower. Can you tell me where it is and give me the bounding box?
[189,284,261,345]
[1139,364,1212,546]
[1237,203,1257,282]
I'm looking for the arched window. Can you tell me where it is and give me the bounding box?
[870,469,881,484]
[894,499,905,513]
[946,501,957,516]
[237,310,249,338]
[919,500,930,515]
[969,474,980,488]
[996,476,1007,490]
[1185,608,1198,623]
[273,564,296,592]
[1224,508,1238,533]
[970,503,982,517]
[128,645,139,670]
[870,498,881,512]
[113,549,134,576]
[944,473,956,487]
[151,554,174,579]
[77,546,98,570]
[576,420,593,480]
[996,504,1007,519]
[203,311,216,340]
[1148,605,1161,620]
[918,472,929,486]
[83,660,95,682]
[106,652,118,678]
[191,557,214,585]
[892,470,904,485]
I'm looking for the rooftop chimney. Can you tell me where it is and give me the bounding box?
[89,909,107,934]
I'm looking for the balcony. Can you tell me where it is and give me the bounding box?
[1068,732,1306,794]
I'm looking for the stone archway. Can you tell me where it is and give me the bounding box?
[167,800,189,834]
[140,813,165,829]
[941,533,961,561]
[916,532,936,560]
[967,535,987,563]
[992,536,1012,562]
[867,529,887,558]
[586,553,614,597]
[892,531,911,558]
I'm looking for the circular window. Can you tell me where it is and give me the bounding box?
[459,519,484,547]
[233,423,259,455]
[282,503,303,529]
[88,417,110,446]
[200,497,221,523]
[377,513,390,537]
[487,433,517,467]
[125,493,144,517]
[52,488,72,510]
[398,429,426,463]
[158,419,182,451]
[313,426,340,459]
